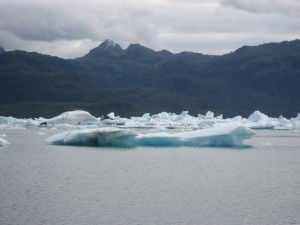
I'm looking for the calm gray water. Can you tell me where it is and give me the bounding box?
[0,128,299,225]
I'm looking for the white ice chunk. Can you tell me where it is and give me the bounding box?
[0,138,9,146]
[291,113,300,129]
[247,111,275,129]
[100,112,127,126]
[248,110,269,122]
[47,125,255,147]
[0,116,39,127]
[216,114,223,119]
[198,114,206,119]
[205,111,214,119]
[152,112,171,120]
[131,113,151,122]
[41,110,98,126]
[106,112,117,120]
[275,115,293,129]
[246,112,292,130]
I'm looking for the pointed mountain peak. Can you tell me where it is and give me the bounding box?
[80,39,124,60]
[126,43,154,53]
[98,39,122,50]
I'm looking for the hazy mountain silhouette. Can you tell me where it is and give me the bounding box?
[1,39,299,118]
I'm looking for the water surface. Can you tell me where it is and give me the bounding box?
[1,129,299,225]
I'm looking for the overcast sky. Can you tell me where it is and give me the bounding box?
[0,0,299,58]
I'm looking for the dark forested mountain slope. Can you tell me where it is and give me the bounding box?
[0,46,5,54]
[1,39,299,118]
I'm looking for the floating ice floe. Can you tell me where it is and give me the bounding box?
[127,111,215,129]
[246,111,275,129]
[291,113,300,130]
[275,116,293,130]
[245,111,293,130]
[1,110,299,130]
[0,138,9,146]
[0,116,39,128]
[40,110,99,126]
[100,112,127,126]
[47,125,255,147]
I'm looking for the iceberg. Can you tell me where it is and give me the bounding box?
[205,111,214,119]
[135,125,255,147]
[47,125,255,147]
[245,111,294,130]
[132,111,204,129]
[40,110,99,126]
[0,116,39,127]
[248,110,270,122]
[106,112,117,120]
[274,115,293,130]
[0,138,9,146]
[1,109,299,130]
[101,119,127,126]
[47,127,137,147]
[291,113,300,129]
[246,111,275,129]
[100,112,128,126]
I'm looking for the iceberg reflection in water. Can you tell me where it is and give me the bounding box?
[46,126,255,147]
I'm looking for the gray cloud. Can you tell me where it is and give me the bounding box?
[220,0,300,16]
[0,0,299,58]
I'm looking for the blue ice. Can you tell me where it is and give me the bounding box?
[47,126,255,148]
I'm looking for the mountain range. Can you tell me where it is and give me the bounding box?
[0,39,300,118]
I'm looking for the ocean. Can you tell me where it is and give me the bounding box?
[0,128,299,225]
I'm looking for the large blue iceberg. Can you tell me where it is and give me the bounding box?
[46,125,255,147]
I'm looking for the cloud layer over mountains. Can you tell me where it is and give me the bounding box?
[0,0,299,58]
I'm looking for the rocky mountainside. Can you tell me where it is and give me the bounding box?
[0,46,5,54]
[0,39,299,118]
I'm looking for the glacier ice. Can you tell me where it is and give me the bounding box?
[248,110,270,122]
[0,138,9,146]
[246,111,293,130]
[205,111,214,119]
[3,109,300,148]
[275,115,293,130]
[247,111,275,129]
[106,112,117,120]
[135,125,255,147]
[40,110,99,126]
[1,110,299,130]
[47,128,137,147]
[291,113,300,129]
[47,125,255,147]
[0,116,39,128]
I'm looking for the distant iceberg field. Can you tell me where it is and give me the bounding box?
[1,109,300,147]
[1,109,298,130]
